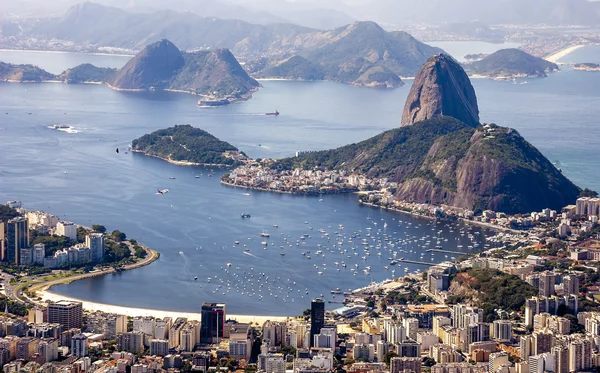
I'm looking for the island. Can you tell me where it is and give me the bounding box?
[463,48,559,79]
[222,54,580,215]
[574,63,600,71]
[130,125,249,167]
[0,39,260,105]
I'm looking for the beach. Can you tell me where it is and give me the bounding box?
[545,45,585,63]
[38,289,289,324]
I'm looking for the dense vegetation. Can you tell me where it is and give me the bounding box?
[257,55,324,81]
[272,116,580,213]
[464,48,558,78]
[450,268,538,322]
[132,125,244,166]
[58,63,116,83]
[0,206,19,223]
[272,116,472,177]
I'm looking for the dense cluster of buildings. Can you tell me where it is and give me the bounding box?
[0,203,105,267]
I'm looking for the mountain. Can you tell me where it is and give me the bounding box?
[110,40,259,100]
[252,55,325,80]
[131,125,248,166]
[58,64,116,83]
[26,3,314,58]
[300,22,443,78]
[402,54,479,127]
[111,39,185,89]
[464,49,559,78]
[272,55,580,214]
[0,62,55,82]
[248,22,443,86]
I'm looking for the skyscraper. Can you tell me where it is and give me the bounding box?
[310,298,325,347]
[5,217,29,265]
[200,303,226,344]
[563,274,580,297]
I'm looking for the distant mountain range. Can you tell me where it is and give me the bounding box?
[247,22,443,86]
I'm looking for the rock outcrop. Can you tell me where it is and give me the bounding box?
[401,54,479,127]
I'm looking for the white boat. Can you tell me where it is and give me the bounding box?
[261,232,270,237]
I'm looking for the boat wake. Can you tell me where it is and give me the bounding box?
[47,125,79,134]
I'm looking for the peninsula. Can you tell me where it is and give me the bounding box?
[131,125,249,167]
[222,54,580,215]
[574,63,600,71]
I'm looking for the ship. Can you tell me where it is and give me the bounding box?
[198,98,230,107]
[265,110,279,116]
[241,213,251,218]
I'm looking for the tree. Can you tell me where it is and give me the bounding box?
[580,188,599,198]
[422,357,436,367]
[0,206,19,223]
[281,346,296,357]
[343,357,355,365]
[92,224,107,233]
[111,230,126,242]
[383,352,398,365]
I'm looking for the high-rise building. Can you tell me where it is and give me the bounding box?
[33,243,45,265]
[310,299,325,347]
[539,273,556,297]
[149,339,169,356]
[492,320,512,341]
[47,301,83,332]
[390,357,421,373]
[19,247,32,266]
[552,345,568,373]
[563,275,580,297]
[264,356,285,373]
[71,334,88,357]
[117,331,144,354]
[568,339,592,372]
[5,217,29,265]
[86,233,105,262]
[397,341,420,358]
[55,221,76,240]
[200,303,225,344]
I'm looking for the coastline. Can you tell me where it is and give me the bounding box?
[129,149,237,168]
[545,45,586,63]
[36,290,288,324]
[0,48,135,57]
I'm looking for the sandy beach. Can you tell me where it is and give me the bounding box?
[38,289,289,324]
[545,45,585,63]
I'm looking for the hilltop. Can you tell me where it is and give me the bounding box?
[57,64,117,83]
[131,125,248,167]
[110,40,260,101]
[271,54,580,214]
[464,49,559,79]
[0,62,55,82]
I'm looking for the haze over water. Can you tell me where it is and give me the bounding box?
[1,47,599,316]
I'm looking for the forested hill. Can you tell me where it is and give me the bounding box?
[131,125,248,166]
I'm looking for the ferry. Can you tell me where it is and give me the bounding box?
[265,110,279,116]
[50,124,71,129]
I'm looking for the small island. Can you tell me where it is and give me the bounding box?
[574,63,600,71]
[464,48,559,79]
[131,125,249,167]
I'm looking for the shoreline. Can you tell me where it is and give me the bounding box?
[36,289,288,324]
[129,149,237,168]
[545,45,586,63]
[0,48,135,57]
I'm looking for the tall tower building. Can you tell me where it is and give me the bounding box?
[563,275,580,297]
[86,233,105,262]
[310,299,325,348]
[5,217,29,265]
[200,303,226,344]
[539,272,556,297]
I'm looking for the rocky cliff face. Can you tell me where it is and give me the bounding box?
[401,54,480,127]
[111,39,185,90]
